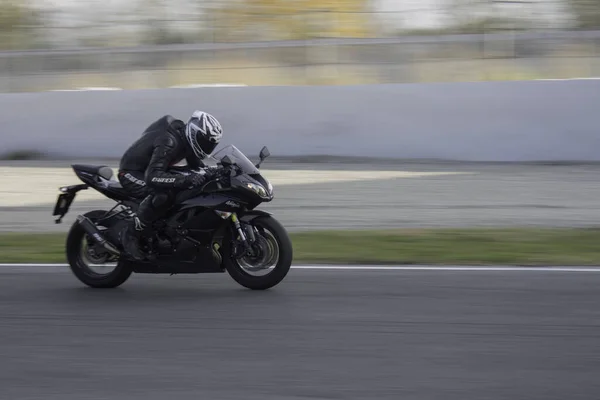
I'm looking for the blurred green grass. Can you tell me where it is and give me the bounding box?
[56,57,594,89]
[291,228,600,265]
[3,228,600,265]
[0,233,67,263]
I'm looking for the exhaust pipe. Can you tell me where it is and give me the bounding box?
[76,215,121,256]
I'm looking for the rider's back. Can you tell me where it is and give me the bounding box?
[119,115,186,173]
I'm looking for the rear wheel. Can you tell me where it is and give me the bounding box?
[222,215,293,290]
[66,210,133,288]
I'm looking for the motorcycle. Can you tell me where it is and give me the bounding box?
[52,144,293,290]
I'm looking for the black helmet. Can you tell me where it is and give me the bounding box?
[184,110,223,159]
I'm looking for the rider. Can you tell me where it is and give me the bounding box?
[117,110,224,261]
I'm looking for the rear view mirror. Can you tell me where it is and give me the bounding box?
[260,146,270,160]
[256,146,270,169]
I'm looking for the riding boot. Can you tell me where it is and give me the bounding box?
[120,215,147,261]
[121,191,165,261]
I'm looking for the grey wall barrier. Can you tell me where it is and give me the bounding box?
[1,80,599,161]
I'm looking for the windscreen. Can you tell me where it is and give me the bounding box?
[210,145,260,175]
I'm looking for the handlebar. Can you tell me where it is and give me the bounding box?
[194,165,232,193]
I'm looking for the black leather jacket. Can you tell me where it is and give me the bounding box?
[119,115,204,190]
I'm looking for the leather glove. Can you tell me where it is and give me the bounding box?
[185,173,207,188]
[205,166,225,180]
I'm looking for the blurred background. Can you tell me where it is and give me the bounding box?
[2,0,600,92]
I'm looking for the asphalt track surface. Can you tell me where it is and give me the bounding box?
[1,265,600,400]
[3,160,600,399]
[3,160,600,232]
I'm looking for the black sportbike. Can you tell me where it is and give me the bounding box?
[52,145,293,290]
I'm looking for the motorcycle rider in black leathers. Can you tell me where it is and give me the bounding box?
[117,110,224,261]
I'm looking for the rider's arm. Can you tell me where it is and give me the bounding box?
[144,135,192,189]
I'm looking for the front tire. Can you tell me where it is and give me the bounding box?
[223,215,293,290]
[66,210,133,289]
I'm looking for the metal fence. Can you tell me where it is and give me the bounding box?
[1,2,599,92]
[2,30,600,92]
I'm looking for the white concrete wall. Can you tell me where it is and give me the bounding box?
[1,80,599,161]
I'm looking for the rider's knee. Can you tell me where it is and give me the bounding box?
[151,192,173,209]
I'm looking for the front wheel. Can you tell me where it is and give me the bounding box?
[66,210,133,288]
[222,215,293,290]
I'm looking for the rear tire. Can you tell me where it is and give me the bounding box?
[66,210,133,289]
[223,215,293,290]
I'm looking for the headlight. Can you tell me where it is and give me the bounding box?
[246,182,269,198]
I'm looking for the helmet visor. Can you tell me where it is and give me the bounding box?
[198,136,218,155]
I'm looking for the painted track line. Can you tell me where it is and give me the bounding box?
[2,263,600,272]
[294,265,600,272]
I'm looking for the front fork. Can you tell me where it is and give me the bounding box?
[214,211,259,258]
[230,213,257,258]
